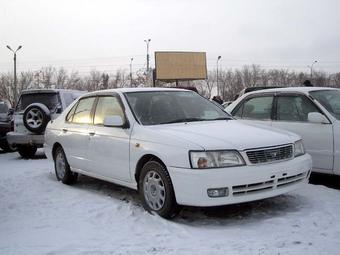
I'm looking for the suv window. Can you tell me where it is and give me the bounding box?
[0,101,9,113]
[94,96,125,125]
[17,93,60,112]
[234,96,273,120]
[71,97,95,124]
[276,95,320,122]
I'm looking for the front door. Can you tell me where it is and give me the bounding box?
[87,96,131,182]
[272,94,333,172]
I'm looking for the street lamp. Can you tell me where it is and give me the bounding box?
[6,45,22,104]
[216,56,222,95]
[307,60,318,79]
[130,58,134,87]
[144,39,151,72]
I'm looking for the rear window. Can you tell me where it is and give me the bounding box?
[0,102,9,113]
[16,93,60,112]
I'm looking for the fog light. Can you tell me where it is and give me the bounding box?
[207,188,229,198]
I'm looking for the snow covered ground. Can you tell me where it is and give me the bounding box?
[1,150,340,255]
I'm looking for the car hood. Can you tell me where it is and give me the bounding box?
[149,120,299,150]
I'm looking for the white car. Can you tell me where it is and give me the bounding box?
[44,88,312,218]
[226,87,340,175]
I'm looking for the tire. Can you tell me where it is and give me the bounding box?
[0,140,17,152]
[54,146,78,185]
[23,103,51,134]
[139,161,180,218]
[17,145,37,158]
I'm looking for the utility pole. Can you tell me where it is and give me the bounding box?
[6,45,22,104]
[130,58,134,87]
[216,56,221,95]
[144,39,151,72]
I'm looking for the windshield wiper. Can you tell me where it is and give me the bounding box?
[209,117,232,121]
[159,117,203,124]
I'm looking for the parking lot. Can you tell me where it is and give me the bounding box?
[1,150,340,255]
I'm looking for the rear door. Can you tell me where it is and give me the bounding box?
[61,96,96,172]
[272,93,333,172]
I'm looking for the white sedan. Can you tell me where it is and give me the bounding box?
[44,88,311,218]
[226,87,340,175]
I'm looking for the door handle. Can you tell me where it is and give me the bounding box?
[89,131,95,136]
[62,128,68,133]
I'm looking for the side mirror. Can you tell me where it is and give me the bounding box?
[103,115,124,127]
[308,112,329,124]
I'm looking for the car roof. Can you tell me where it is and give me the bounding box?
[82,87,190,96]
[243,86,340,96]
[21,89,86,95]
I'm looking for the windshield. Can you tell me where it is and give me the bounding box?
[0,102,9,113]
[16,93,60,112]
[125,91,232,125]
[310,90,340,120]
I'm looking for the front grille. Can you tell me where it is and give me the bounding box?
[231,170,308,197]
[277,172,306,188]
[246,144,293,164]
[232,180,274,196]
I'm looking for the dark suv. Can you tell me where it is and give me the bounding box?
[0,100,15,152]
[7,89,85,158]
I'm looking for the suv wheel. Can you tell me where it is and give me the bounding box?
[23,103,51,134]
[139,161,180,218]
[54,147,78,185]
[17,145,37,158]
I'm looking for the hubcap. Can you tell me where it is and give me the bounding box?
[143,170,166,211]
[26,108,43,128]
[55,152,66,179]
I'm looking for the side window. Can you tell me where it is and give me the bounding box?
[235,96,273,120]
[66,103,78,122]
[72,97,96,124]
[94,96,125,125]
[276,95,320,122]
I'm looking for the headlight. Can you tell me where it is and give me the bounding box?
[294,140,305,157]
[190,150,245,169]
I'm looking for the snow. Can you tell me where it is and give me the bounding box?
[1,151,340,255]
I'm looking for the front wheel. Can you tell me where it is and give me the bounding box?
[54,147,78,185]
[17,145,37,158]
[139,161,180,218]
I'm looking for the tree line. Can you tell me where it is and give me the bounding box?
[1,64,340,105]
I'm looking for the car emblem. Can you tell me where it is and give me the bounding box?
[270,151,278,157]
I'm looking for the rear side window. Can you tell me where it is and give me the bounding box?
[71,97,95,124]
[94,96,125,125]
[276,95,320,122]
[234,96,274,120]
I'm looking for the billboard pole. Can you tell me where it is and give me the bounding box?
[144,39,151,72]
[216,56,221,96]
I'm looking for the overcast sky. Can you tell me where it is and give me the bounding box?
[1,0,340,74]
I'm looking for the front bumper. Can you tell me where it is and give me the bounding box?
[6,131,45,146]
[168,154,312,207]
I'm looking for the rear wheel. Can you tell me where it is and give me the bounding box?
[54,147,78,185]
[17,145,37,158]
[139,161,180,218]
